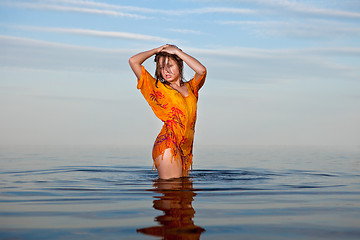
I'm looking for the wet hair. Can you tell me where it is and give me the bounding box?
[154,51,184,88]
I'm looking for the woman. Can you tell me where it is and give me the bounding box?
[129,44,206,179]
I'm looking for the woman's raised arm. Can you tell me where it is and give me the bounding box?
[129,45,168,79]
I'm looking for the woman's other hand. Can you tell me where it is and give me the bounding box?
[161,45,181,55]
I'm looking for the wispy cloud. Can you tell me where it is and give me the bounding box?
[2,0,257,17]
[188,46,360,59]
[2,34,358,64]
[205,0,360,19]
[186,45,360,83]
[6,24,174,42]
[0,35,132,72]
[45,0,160,13]
[50,0,257,14]
[219,19,360,39]
[187,7,256,14]
[167,28,203,35]
[0,1,147,19]
[3,34,358,84]
[260,0,360,19]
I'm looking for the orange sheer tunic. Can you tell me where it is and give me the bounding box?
[137,66,206,175]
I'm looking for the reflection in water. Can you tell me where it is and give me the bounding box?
[137,177,205,240]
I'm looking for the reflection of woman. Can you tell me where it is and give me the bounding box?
[137,178,205,239]
[129,45,206,179]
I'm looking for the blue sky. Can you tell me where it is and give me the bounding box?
[0,0,359,147]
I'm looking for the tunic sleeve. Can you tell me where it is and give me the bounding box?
[188,68,207,98]
[136,65,149,90]
[136,66,168,121]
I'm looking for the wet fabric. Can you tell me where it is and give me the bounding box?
[137,66,206,174]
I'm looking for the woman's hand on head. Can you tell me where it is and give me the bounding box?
[156,44,170,53]
[161,44,181,55]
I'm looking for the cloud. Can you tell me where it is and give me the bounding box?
[187,46,360,83]
[219,19,360,39]
[167,28,203,35]
[186,7,256,14]
[187,46,360,59]
[0,1,147,19]
[3,0,359,22]
[9,25,174,42]
[0,35,132,72]
[204,0,360,19]
[2,0,257,17]
[261,0,360,19]
[50,0,257,14]
[46,0,153,12]
[1,35,359,84]
[53,0,257,14]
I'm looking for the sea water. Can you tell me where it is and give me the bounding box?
[0,145,359,240]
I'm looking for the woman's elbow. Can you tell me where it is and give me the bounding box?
[128,56,135,67]
[129,56,141,71]
[198,65,206,76]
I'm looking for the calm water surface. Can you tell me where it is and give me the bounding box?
[0,145,359,240]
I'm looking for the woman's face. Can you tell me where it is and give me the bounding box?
[159,57,180,83]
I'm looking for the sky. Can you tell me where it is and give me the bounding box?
[0,0,359,147]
